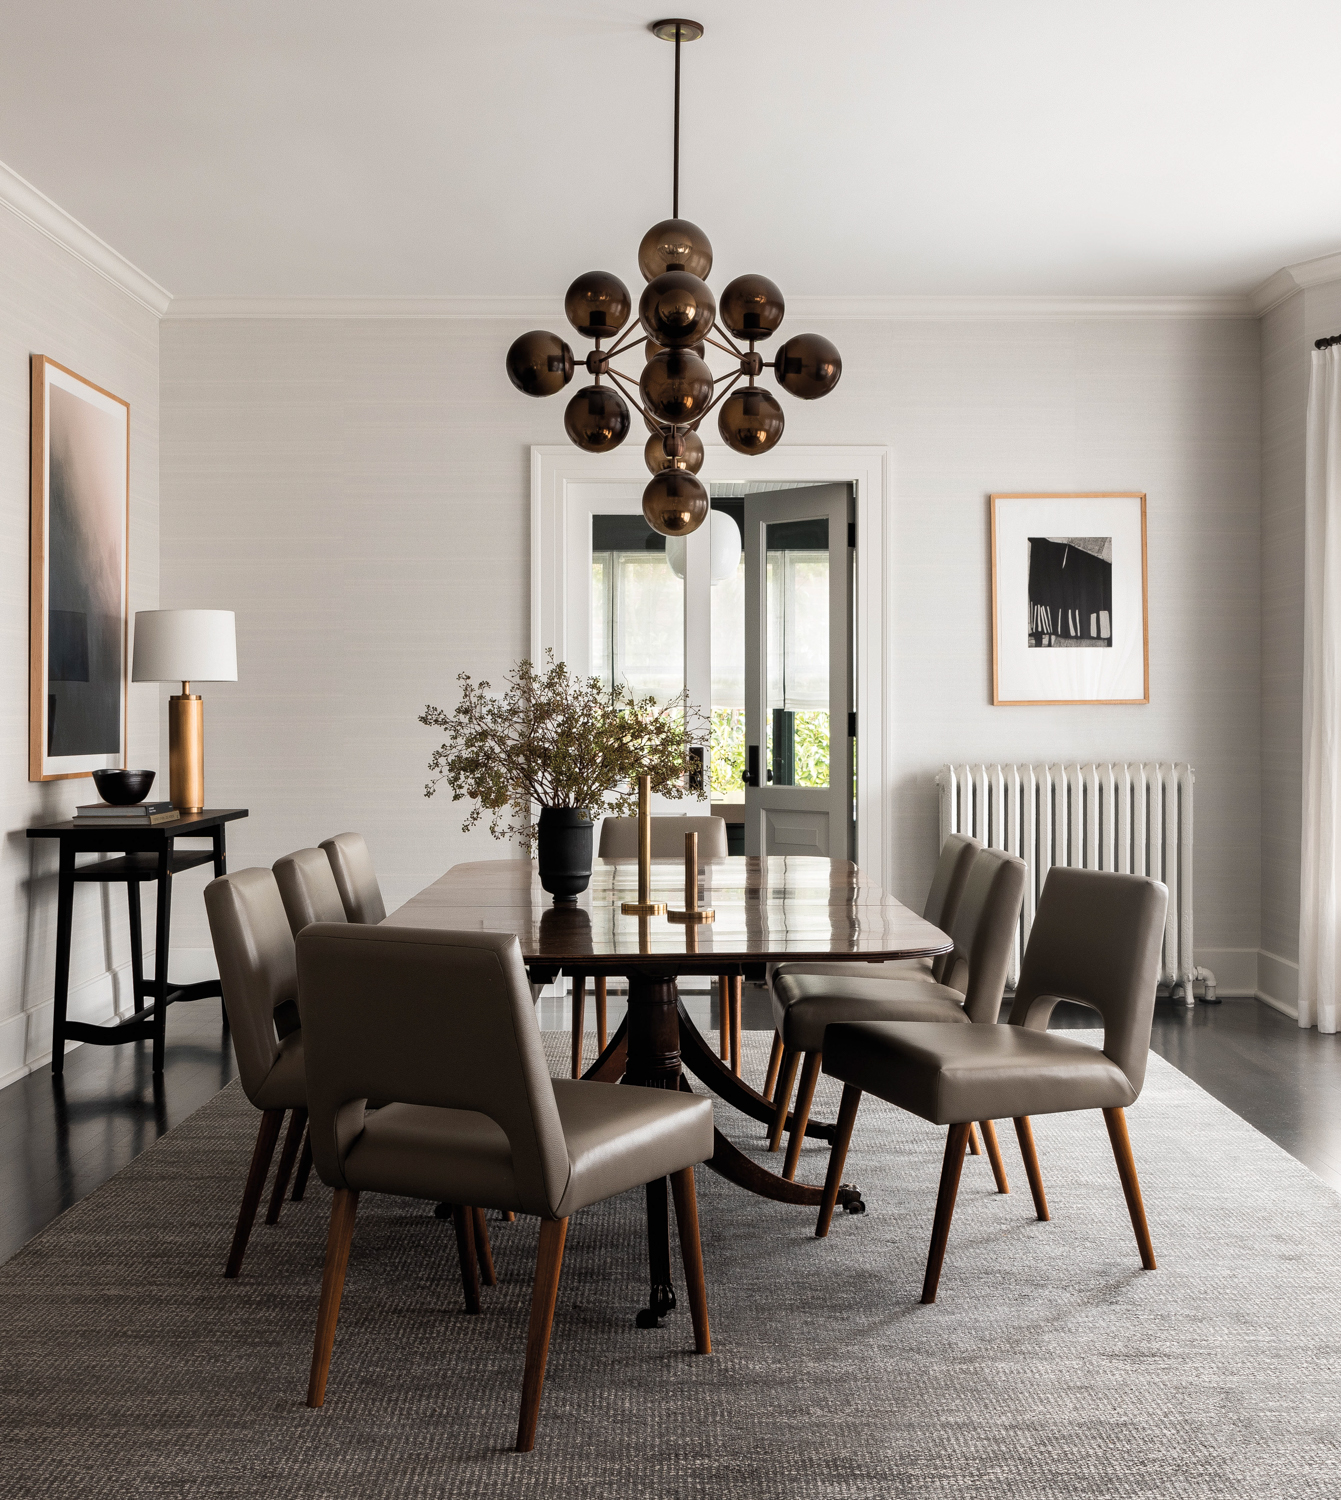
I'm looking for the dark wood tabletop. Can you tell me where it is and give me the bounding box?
[27,808,248,839]
[387,855,952,972]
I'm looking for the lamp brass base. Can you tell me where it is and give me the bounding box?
[667,908,715,924]
[621,901,667,916]
[168,694,204,812]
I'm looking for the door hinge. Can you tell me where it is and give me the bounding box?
[848,711,857,737]
[847,521,856,549]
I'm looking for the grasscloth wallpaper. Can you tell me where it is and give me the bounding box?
[0,207,159,1083]
[159,312,1262,995]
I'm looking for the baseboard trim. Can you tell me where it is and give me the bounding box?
[1256,948,1300,1021]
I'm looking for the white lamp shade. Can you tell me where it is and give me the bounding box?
[132,609,238,683]
[666,512,742,585]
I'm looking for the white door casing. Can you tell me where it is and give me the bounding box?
[531,444,893,889]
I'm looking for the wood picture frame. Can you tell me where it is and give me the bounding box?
[990,491,1148,706]
[30,355,130,781]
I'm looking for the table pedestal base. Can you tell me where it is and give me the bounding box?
[600,969,865,1326]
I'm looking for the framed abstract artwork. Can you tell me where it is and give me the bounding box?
[29,355,130,781]
[990,491,1148,706]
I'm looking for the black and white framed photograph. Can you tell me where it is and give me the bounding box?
[29,355,130,781]
[991,492,1148,705]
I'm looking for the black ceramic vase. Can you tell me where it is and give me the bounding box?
[536,806,593,903]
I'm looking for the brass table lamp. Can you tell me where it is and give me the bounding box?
[131,610,237,812]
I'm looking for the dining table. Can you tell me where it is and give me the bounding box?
[386,853,952,1327]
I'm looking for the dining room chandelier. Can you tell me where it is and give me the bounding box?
[504,18,843,539]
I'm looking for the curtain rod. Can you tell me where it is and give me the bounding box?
[1316,334,1341,349]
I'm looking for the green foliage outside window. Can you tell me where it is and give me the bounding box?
[709,707,830,796]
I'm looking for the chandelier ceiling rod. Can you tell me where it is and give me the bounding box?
[673,22,681,218]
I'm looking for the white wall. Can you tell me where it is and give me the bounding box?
[160,311,1262,989]
[0,207,160,1084]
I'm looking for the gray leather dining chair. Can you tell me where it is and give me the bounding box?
[762,831,981,1102]
[320,832,387,924]
[296,922,715,1452]
[570,815,733,1081]
[768,846,1026,1184]
[816,867,1169,1304]
[274,847,348,935]
[204,867,312,1278]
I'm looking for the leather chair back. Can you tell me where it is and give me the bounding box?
[320,832,387,924]
[1008,868,1168,1095]
[940,847,1027,1024]
[598,815,728,860]
[274,847,348,935]
[924,832,980,981]
[297,923,572,1218]
[204,867,296,1104]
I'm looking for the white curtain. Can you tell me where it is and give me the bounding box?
[1299,346,1341,1031]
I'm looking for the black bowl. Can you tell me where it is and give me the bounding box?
[92,768,156,806]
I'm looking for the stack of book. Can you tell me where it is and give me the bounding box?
[73,801,180,826]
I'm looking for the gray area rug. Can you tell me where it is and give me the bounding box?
[2,1032,1340,1499]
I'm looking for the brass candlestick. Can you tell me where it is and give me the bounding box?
[668,830,714,923]
[621,773,666,916]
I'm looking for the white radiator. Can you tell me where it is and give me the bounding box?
[936,762,1209,1002]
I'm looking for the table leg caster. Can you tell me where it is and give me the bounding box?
[839,1185,865,1215]
[635,1283,677,1328]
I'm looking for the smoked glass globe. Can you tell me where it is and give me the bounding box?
[643,469,710,536]
[640,349,714,424]
[718,274,785,342]
[773,333,842,400]
[563,386,630,452]
[505,330,575,397]
[637,218,713,281]
[564,271,631,340]
[643,428,705,475]
[718,387,784,455]
[638,271,716,347]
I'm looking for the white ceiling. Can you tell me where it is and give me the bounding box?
[2,0,1340,300]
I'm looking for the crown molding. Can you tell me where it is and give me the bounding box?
[1250,250,1341,317]
[165,291,1254,322]
[0,158,171,318]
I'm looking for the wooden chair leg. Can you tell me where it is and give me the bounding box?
[979,1120,1010,1194]
[762,1031,784,1104]
[266,1107,308,1225]
[669,1167,712,1354]
[451,1204,482,1313]
[767,1048,802,1153]
[922,1123,972,1304]
[730,975,743,1077]
[1103,1106,1156,1270]
[505,1211,516,1222]
[224,1108,283,1278]
[473,1205,497,1287]
[1013,1116,1050,1221]
[516,1217,568,1453]
[570,973,586,1079]
[595,976,608,1051]
[816,1084,862,1237]
[967,1123,982,1155]
[306,1187,359,1407]
[782,1051,823,1182]
[292,1126,314,1201]
[718,976,732,1062]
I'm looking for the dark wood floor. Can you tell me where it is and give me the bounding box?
[2,993,1339,1265]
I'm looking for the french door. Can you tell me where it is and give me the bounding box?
[742,483,853,858]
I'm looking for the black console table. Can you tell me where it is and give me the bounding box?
[27,809,249,1076]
